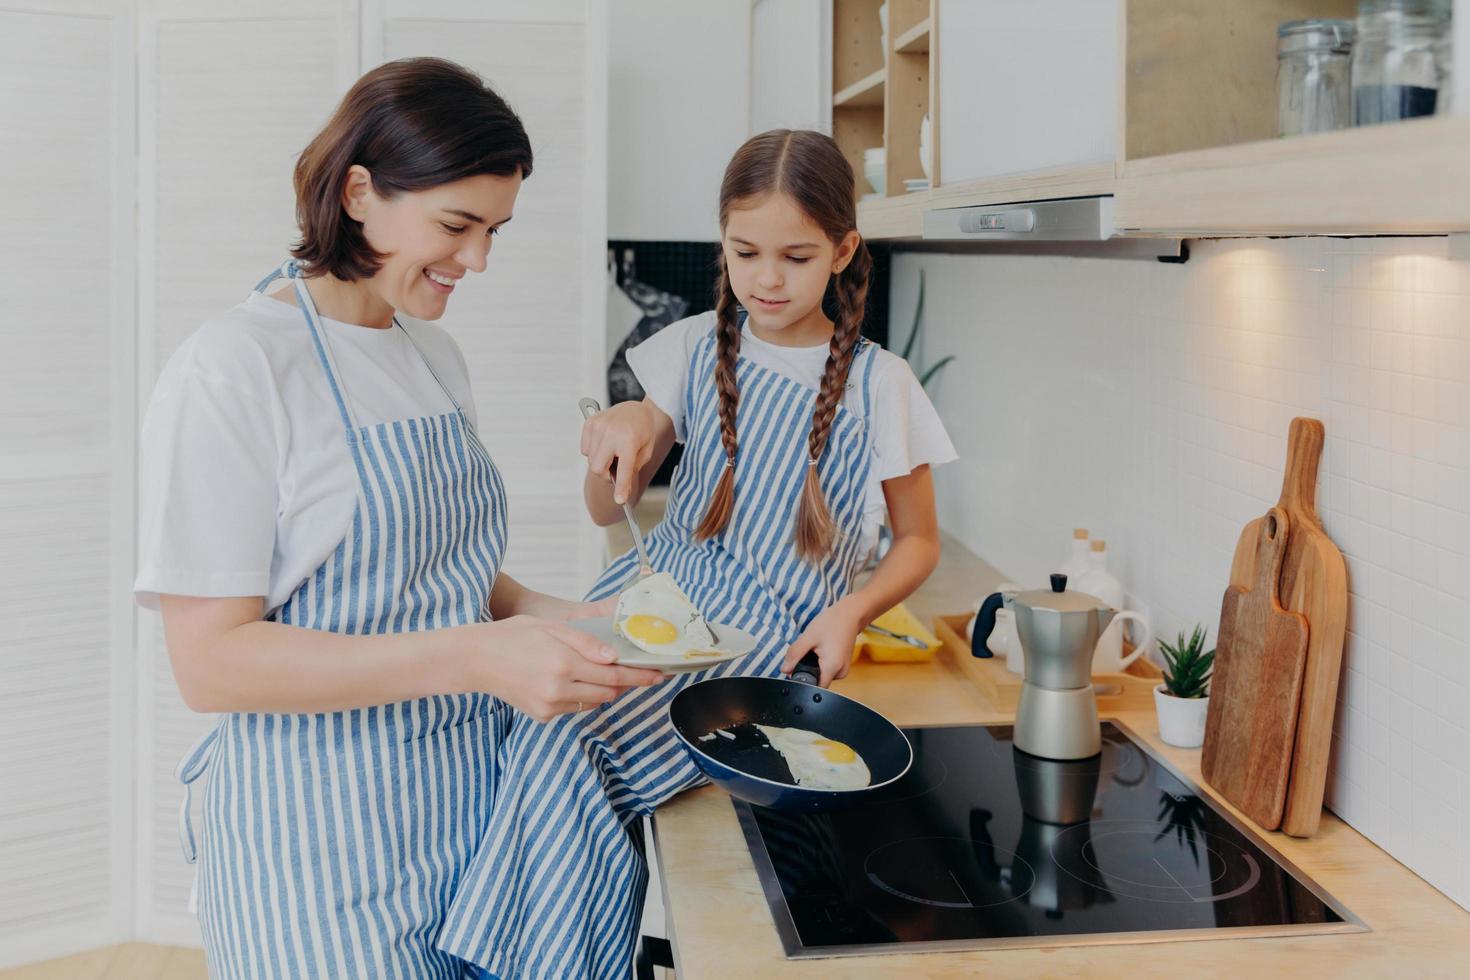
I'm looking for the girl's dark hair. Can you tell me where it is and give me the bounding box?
[692,129,872,562]
[291,57,533,281]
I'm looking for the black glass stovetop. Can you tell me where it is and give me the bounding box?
[735,722,1364,958]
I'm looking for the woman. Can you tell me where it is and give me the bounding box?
[134,57,660,979]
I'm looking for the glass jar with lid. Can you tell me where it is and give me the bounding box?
[1277,19,1355,136]
[1351,0,1453,125]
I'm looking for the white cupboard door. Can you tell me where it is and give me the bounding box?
[938,0,1119,185]
[136,0,355,944]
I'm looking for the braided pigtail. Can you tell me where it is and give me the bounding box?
[693,260,743,541]
[793,240,872,561]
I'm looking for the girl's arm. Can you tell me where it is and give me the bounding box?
[488,571,614,621]
[159,594,661,721]
[581,396,678,525]
[836,464,942,626]
[781,465,942,686]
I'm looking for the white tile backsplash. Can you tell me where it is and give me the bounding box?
[894,237,1470,911]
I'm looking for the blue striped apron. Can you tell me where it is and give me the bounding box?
[439,326,879,979]
[174,261,510,980]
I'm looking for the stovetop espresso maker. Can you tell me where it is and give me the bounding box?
[973,574,1119,759]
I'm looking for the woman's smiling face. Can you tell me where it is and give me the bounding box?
[344,166,523,321]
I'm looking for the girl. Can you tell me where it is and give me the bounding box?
[438,130,956,978]
[134,59,661,979]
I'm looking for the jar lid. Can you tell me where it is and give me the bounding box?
[1355,0,1450,19]
[1278,18,1355,53]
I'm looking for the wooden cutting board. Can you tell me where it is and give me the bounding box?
[1227,418,1349,837]
[1203,506,1310,830]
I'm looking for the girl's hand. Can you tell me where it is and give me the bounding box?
[472,615,662,722]
[566,594,619,621]
[781,600,864,688]
[581,400,657,505]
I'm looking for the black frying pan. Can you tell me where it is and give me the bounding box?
[668,652,914,811]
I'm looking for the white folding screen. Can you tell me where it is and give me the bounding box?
[1,0,608,962]
[0,1,136,968]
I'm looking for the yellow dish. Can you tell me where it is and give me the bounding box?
[856,602,940,663]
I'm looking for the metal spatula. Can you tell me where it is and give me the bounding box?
[578,397,652,579]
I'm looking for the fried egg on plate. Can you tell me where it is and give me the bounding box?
[614,572,717,657]
[756,725,871,791]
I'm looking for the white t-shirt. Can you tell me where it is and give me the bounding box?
[133,290,478,614]
[626,311,957,550]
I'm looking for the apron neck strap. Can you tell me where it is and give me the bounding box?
[252,260,472,435]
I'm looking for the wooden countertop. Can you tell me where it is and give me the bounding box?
[650,536,1470,978]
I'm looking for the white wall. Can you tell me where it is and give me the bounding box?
[607,0,752,240]
[894,237,1470,913]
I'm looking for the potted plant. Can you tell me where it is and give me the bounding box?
[1154,625,1214,748]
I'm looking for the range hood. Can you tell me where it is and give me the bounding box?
[920,196,1185,261]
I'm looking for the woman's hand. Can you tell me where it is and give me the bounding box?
[582,400,657,506]
[472,615,662,722]
[781,598,865,688]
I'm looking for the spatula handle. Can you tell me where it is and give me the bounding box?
[578,396,653,575]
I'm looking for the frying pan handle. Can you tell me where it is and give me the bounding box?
[790,652,821,685]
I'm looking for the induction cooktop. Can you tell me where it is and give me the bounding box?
[735,721,1365,958]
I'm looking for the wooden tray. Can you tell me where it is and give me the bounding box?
[935,614,1164,713]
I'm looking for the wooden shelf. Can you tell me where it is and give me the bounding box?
[857,162,1117,241]
[1116,115,1470,235]
[1126,0,1359,161]
[857,191,930,240]
[893,18,930,53]
[833,67,885,107]
[929,162,1117,211]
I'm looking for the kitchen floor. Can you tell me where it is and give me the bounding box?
[0,944,205,980]
[3,944,675,978]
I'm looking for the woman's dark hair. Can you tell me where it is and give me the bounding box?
[692,129,872,562]
[291,57,533,281]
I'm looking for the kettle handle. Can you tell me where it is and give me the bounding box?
[1109,611,1153,670]
[971,592,1004,659]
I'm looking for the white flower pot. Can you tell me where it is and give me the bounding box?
[1154,685,1209,748]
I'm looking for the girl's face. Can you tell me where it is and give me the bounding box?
[721,192,859,346]
[344,167,522,321]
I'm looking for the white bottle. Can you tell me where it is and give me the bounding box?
[1057,528,1090,585]
[1076,539,1127,671]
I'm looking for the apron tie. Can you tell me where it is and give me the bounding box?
[176,724,221,864]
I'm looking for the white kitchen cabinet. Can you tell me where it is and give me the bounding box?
[607,0,751,241]
[938,0,1119,186]
[752,0,829,134]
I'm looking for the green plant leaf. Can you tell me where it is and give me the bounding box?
[1160,624,1214,698]
[917,355,954,389]
[900,269,925,361]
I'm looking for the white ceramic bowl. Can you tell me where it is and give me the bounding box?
[919,114,932,179]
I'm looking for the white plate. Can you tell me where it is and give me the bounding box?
[574,617,759,674]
